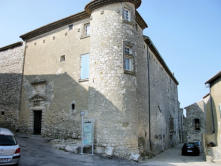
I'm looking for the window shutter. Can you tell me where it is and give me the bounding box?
[81,54,90,79]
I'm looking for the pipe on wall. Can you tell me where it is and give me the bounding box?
[147,46,152,152]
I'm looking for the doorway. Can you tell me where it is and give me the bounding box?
[33,111,42,135]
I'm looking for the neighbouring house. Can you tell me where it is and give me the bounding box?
[204,71,221,162]
[184,71,221,162]
[0,0,181,159]
[0,42,24,130]
[178,106,184,143]
[184,96,209,148]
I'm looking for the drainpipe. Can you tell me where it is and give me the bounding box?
[18,42,26,131]
[147,46,152,152]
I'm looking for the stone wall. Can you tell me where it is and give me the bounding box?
[89,2,140,158]
[147,48,179,154]
[20,17,90,137]
[18,0,180,159]
[207,77,221,161]
[0,43,24,130]
[185,100,205,143]
[178,108,184,143]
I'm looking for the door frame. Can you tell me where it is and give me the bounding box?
[29,106,45,135]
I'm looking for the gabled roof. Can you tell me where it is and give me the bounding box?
[205,71,221,85]
[0,42,23,52]
[143,35,179,85]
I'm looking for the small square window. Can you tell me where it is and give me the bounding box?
[60,55,65,62]
[69,24,73,30]
[123,8,131,21]
[124,46,132,55]
[1,111,5,115]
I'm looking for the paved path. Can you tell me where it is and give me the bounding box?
[141,144,220,166]
[16,134,138,166]
[16,135,220,166]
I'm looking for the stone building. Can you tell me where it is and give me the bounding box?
[178,107,184,143]
[0,42,24,130]
[0,0,180,159]
[184,97,208,144]
[204,71,221,162]
[184,71,221,162]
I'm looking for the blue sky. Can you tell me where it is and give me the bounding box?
[0,0,220,108]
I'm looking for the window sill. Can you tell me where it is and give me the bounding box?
[122,20,134,26]
[80,35,90,39]
[124,70,135,76]
[79,78,89,82]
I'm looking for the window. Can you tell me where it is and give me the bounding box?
[124,56,134,72]
[169,117,174,133]
[72,103,75,110]
[0,135,16,146]
[124,45,134,73]
[80,54,90,80]
[84,23,90,37]
[194,119,200,131]
[124,46,132,55]
[135,23,138,31]
[60,55,65,62]
[69,24,73,30]
[123,8,131,21]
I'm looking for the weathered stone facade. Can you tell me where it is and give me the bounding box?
[0,42,24,130]
[184,71,221,162]
[146,43,179,154]
[19,17,90,137]
[178,107,184,143]
[185,100,206,143]
[88,2,141,157]
[205,72,221,162]
[1,0,180,159]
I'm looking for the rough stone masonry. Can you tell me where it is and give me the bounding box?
[0,42,24,130]
[0,0,181,160]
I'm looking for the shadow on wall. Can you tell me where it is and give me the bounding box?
[205,96,218,147]
[0,72,149,155]
[0,73,22,131]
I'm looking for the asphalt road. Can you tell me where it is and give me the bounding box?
[16,134,220,166]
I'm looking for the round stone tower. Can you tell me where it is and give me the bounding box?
[85,0,142,158]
